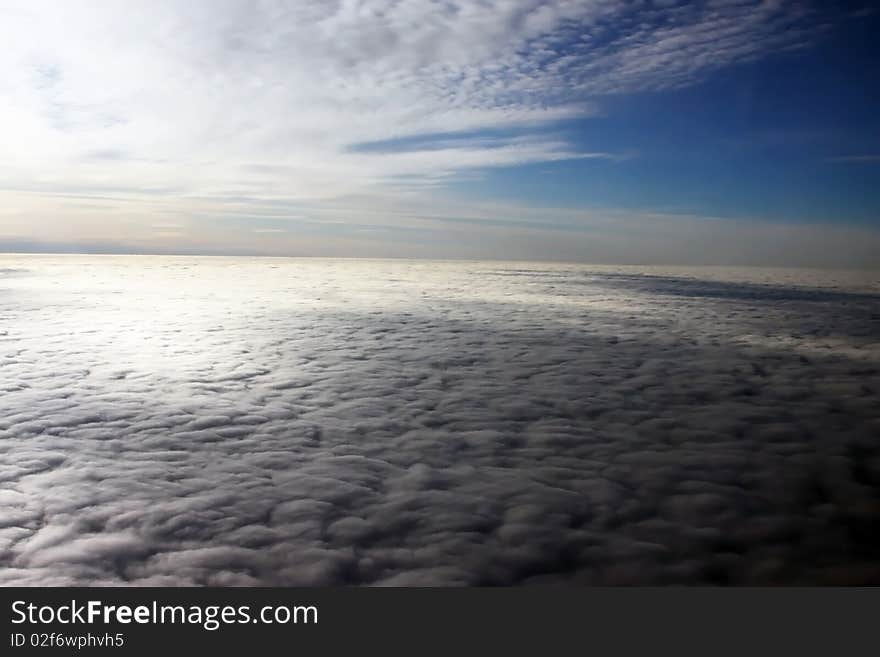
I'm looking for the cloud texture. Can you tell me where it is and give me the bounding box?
[0,0,841,258]
[1,256,878,585]
[1,0,819,190]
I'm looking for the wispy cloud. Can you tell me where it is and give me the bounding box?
[1,1,859,263]
[0,1,823,201]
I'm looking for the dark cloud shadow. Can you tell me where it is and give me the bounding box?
[585,272,880,305]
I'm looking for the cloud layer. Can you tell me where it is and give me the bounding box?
[0,1,829,249]
[1,256,878,585]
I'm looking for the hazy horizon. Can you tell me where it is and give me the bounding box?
[3,250,880,272]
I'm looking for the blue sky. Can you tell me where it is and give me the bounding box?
[458,5,880,226]
[0,1,878,266]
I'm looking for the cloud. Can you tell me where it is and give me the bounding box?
[0,1,825,207]
[0,257,878,585]
[3,2,868,265]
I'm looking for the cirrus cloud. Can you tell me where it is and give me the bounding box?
[0,1,823,202]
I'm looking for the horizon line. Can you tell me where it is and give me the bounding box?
[2,250,879,272]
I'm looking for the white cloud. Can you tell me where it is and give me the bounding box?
[1,257,878,584]
[0,1,822,215]
[3,1,861,266]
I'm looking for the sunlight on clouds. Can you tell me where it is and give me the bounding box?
[1,256,877,584]
[0,1,606,201]
[1,2,819,197]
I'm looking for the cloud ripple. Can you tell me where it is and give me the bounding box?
[0,256,878,585]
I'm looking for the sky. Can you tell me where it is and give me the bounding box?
[1,0,878,266]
